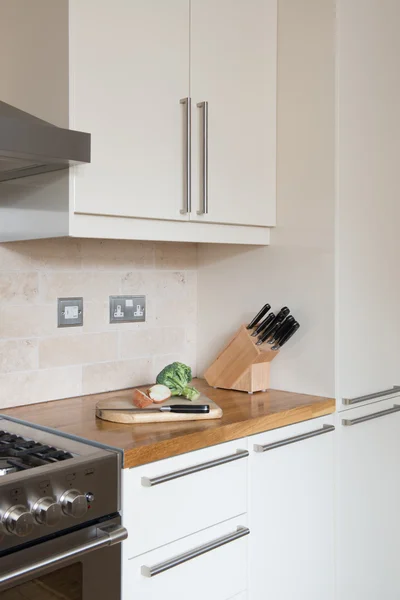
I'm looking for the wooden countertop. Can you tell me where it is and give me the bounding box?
[2,380,335,468]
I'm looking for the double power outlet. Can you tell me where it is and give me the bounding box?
[57,296,146,328]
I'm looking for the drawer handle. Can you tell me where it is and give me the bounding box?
[342,385,400,406]
[141,449,249,487]
[342,404,400,427]
[141,526,249,578]
[253,424,335,453]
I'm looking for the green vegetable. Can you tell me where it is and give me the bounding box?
[156,362,200,401]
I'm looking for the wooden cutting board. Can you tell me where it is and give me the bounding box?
[96,393,223,424]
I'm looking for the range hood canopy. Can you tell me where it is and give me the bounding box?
[0,101,91,183]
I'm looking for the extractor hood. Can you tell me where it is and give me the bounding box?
[0,101,91,183]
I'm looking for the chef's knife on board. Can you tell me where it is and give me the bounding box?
[256,307,290,345]
[247,303,271,329]
[271,322,300,351]
[251,312,275,337]
[99,404,210,414]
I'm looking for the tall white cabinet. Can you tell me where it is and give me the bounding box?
[336,395,400,600]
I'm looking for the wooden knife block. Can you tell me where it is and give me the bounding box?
[204,324,279,394]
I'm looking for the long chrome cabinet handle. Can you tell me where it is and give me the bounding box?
[141,526,249,577]
[180,97,191,214]
[342,385,400,406]
[342,404,400,427]
[141,449,248,487]
[197,101,209,215]
[253,424,335,453]
[0,524,128,586]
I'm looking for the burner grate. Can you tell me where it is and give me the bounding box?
[0,430,74,473]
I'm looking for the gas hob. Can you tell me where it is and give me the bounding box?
[0,416,120,554]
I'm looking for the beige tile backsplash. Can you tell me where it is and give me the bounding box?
[0,239,198,408]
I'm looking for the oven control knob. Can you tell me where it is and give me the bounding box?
[60,489,88,519]
[3,505,34,537]
[0,521,7,543]
[33,497,63,527]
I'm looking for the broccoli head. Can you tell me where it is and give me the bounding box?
[156,362,200,401]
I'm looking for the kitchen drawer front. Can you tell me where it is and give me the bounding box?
[122,438,248,558]
[122,516,248,600]
[249,414,335,450]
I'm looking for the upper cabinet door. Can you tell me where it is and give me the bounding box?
[70,0,190,222]
[190,0,277,226]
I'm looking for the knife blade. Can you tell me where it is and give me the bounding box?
[256,307,290,345]
[267,315,295,344]
[271,322,300,350]
[99,404,210,414]
[251,312,275,337]
[247,303,271,329]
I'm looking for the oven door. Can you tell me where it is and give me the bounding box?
[0,516,127,600]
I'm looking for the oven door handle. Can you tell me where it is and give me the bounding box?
[0,524,128,587]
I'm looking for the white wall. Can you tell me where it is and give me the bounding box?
[197,0,336,397]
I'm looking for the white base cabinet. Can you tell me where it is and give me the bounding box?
[122,516,248,600]
[248,416,335,600]
[335,397,400,600]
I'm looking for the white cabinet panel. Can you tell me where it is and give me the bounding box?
[336,398,400,600]
[70,0,190,222]
[123,516,248,600]
[190,0,277,226]
[249,416,335,600]
[122,438,248,558]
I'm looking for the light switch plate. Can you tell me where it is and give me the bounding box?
[109,295,146,323]
[58,297,83,327]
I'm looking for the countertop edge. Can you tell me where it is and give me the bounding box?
[123,398,336,469]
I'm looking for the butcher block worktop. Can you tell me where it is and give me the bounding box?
[2,379,335,468]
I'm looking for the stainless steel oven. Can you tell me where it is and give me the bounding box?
[0,516,126,599]
[0,417,127,600]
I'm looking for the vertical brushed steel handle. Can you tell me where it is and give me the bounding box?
[180,97,191,214]
[197,101,209,215]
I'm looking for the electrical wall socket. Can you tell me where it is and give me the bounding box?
[58,297,83,327]
[109,295,146,323]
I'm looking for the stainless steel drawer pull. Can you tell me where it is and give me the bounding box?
[141,449,249,487]
[197,101,209,215]
[0,524,128,586]
[342,404,400,427]
[141,526,249,577]
[180,97,191,214]
[342,385,400,406]
[253,424,335,453]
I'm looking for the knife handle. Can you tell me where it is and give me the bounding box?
[272,322,300,350]
[269,315,295,344]
[276,306,290,320]
[247,303,271,329]
[257,312,287,344]
[252,312,275,337]
[163,405,210,413]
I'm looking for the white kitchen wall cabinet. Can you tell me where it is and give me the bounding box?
[249,416,335,600]
[335,397,400,600]
[0,0,277,245]
[190,0,277,226]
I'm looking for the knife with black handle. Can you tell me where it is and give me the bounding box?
[100,404,210,414]
[267,315,295,344]
[251,312,275,337]
[247,303,271,329]
[256,307,290,345]
[271,322,300,350]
